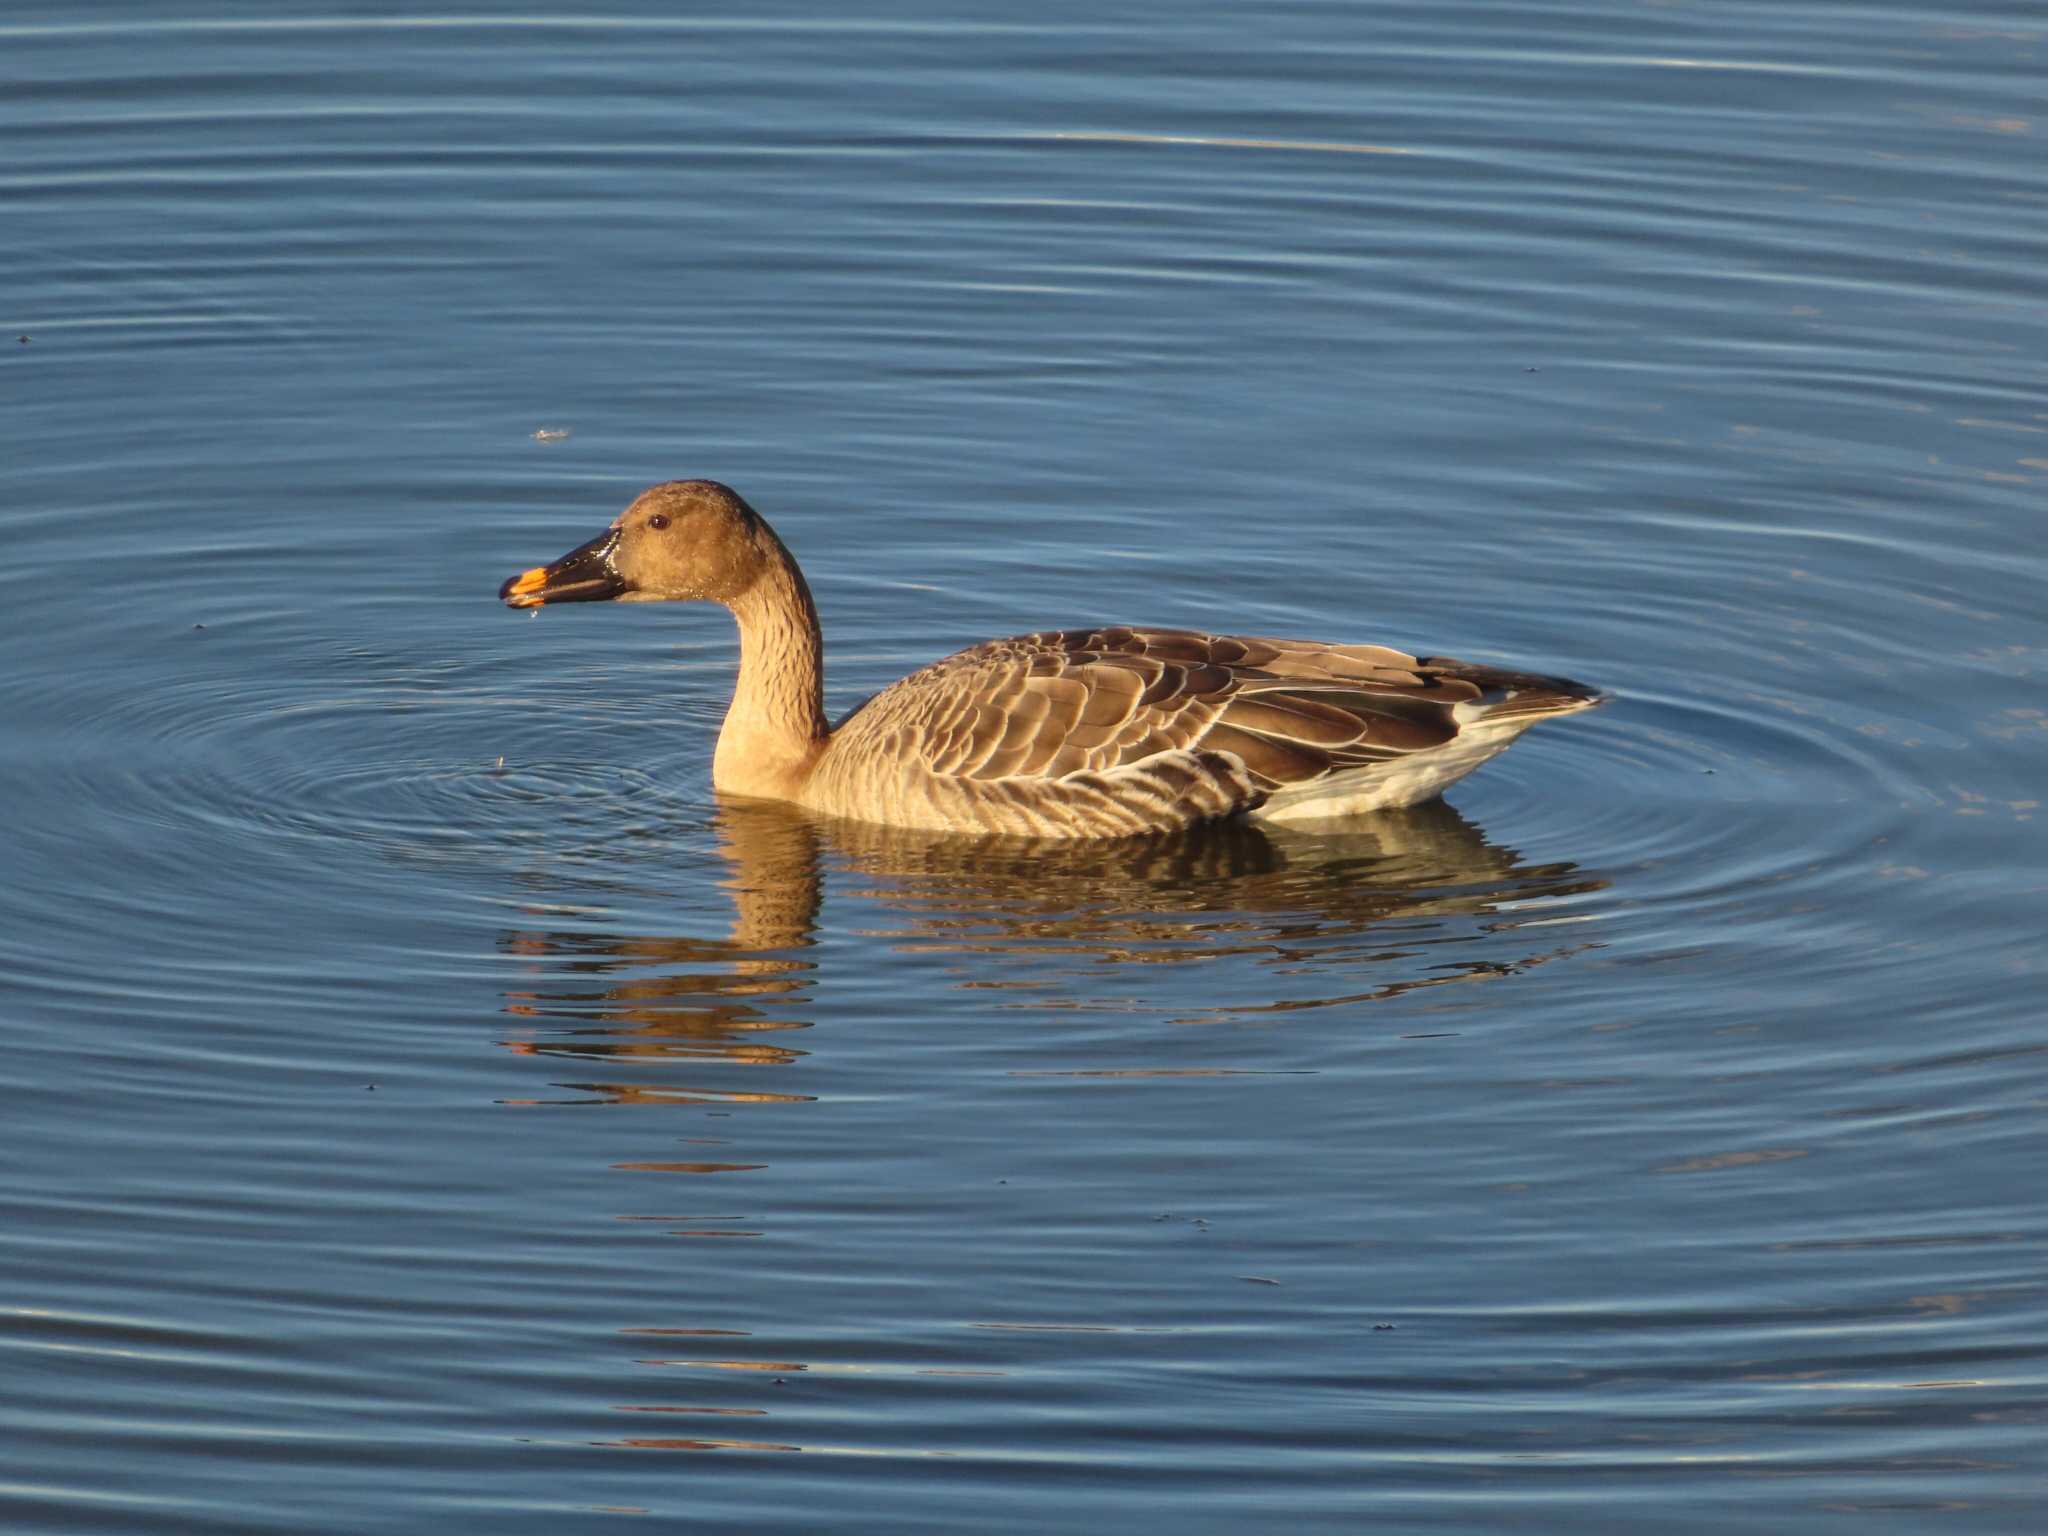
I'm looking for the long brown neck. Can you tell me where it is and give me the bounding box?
[712,541,828,800]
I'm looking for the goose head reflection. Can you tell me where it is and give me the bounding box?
[497,799,1607,1101]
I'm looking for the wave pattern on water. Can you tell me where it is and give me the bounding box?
[5,1,2047,1532]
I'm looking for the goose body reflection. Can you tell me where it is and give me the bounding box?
[501,480,1605,837]
[498,799,1607,1090]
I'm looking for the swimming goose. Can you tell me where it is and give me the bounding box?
[500,480,1604,838]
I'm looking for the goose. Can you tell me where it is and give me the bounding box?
[499,480,1604,838]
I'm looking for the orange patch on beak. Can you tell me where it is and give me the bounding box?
[505,566,550,602]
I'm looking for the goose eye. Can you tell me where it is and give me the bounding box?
[648,513,670,531]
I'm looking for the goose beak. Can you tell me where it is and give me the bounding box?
[499,529,629,607]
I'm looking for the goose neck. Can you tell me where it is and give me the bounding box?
[713,555,828,797]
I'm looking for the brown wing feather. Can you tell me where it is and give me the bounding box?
[833,628,1546,796]
[817,626,1601,833]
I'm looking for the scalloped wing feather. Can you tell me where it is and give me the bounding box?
[814,627,1601,834]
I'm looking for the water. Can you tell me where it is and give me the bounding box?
[6,3,2046,1530]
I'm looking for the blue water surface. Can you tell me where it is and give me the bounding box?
[5,3,2046,1531]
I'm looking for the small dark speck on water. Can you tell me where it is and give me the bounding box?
[17,335,27,344]
[1241,1276,1283,1286]
[1373,1324,1397,1332]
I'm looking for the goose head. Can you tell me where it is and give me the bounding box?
[499,479,777,609]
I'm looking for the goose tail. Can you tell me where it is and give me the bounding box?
[1425,658,1608,722]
